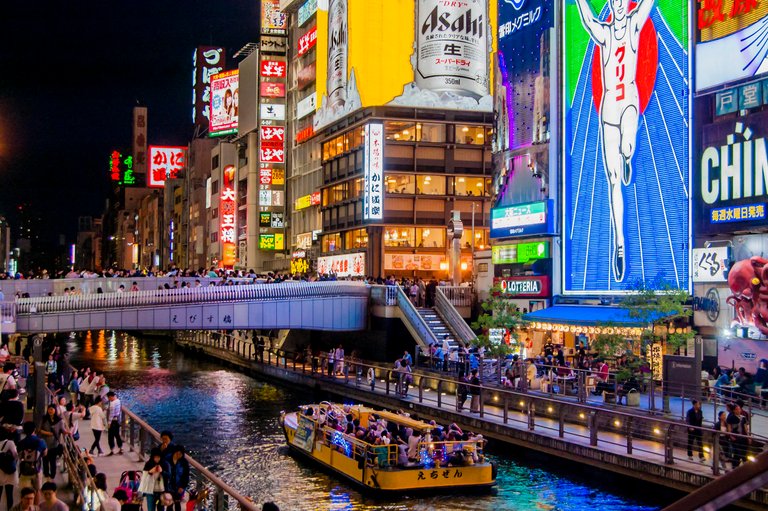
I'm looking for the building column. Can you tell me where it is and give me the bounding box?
[246,132,260,270]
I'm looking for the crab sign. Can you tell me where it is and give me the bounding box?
[727,256,768,336]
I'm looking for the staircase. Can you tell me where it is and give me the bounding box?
[415,308,461,351]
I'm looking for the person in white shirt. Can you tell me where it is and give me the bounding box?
[88,396,107,455]
[105,392,123,455]
[334,345,345,376]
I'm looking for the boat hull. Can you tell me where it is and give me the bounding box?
[280,410,496,494]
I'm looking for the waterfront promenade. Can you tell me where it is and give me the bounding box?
[176,334,768,510]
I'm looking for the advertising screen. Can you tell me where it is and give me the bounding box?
[193,47,225,134]
[312,0,497,130]
[317,252,366,277]
[148,146,186,188]
[696,0,768,91]
[562,0,690,293]
[695,110,768,235]
[490,200,554,238]
[497,0,553,151]
[209,70,239,137]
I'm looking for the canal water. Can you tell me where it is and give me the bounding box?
[68,333,669,511]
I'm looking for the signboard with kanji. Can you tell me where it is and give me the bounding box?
[148,146,186,188]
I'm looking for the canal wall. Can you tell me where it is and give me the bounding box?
[174,338,768,510]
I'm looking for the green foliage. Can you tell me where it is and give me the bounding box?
[471,284,526,358]
[592,281,695,378]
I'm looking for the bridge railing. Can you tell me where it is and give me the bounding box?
[369,284,398,306]
[16,281,369,314]
[435,287,476,346]
[117,406,261,511]
[179,334,766,481]
[437,285,474,307]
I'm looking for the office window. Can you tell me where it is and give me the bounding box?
[385,174,416,194]
[345,228,368,249]
[385,121,417,141]
[417,123,446,142]
[455,125,487,145]
[416,175,446,195]
[454,176,486,197]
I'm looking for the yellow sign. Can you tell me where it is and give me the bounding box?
[272,168,285,185]
[295,194,312,210]
[314,0,496,130]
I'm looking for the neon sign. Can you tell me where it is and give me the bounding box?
[148,146,186,188]
[220,164,237,267]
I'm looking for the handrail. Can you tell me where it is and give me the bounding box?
[369,285,398,306]
[121,407,261,511]
[393,285,439,350]
[16,281,369,314]
[437,286,473,307]
[182,340,768,452]
[435,287,476,346]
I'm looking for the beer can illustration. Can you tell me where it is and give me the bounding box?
[416,0,489,98]
[327,0,348,110]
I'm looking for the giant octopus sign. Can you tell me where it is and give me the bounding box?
[727,256,768,336]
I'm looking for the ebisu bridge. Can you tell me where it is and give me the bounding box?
[0,278,476,354]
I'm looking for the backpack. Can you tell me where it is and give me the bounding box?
[19,446,41,476]
[0,441,15,475]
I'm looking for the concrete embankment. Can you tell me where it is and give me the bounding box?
[175,338,768,510]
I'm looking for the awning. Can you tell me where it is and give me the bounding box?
[523,305,661,327]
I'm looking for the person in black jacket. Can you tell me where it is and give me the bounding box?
[142,448,170,511]
[0,390,24,444]
[168,446,190,511]
[686,399,705,462]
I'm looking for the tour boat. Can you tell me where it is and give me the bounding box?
[279,402,497,493]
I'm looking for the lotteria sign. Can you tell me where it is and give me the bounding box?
[695,111,768,235]
[495,276,551,298]
[490,200,554,238]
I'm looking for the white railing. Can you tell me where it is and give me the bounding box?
[0,302,15,323]
[369,284,398,306]
[435,287,476,346]
[438,285,474,307]
[394,285,439,349]
[16,281,369,314]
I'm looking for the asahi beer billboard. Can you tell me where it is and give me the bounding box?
[312,0,497,130]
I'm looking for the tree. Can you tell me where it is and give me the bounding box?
[592,280,695,381]
[471,284,527,360]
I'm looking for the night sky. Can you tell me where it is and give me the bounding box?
[0,1,260,241]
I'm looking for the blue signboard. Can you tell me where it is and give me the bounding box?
[563,0,690,293]
[497,0,553,151]
[490,200,554,239]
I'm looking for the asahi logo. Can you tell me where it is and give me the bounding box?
[421,6,484,38]
[701,122,768,205]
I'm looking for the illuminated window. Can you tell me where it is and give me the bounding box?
[351,178,364,199]
[345,228,368,249]
[460,228,489,250]
[453,176,487,197]
[455,125,487,145]
[416,175,445,195]
[385,121,416,141]
[416,227,445,248]
[416,123,446,143]
[385,174,416,194]
[384,227,416,248]
[322,129,365,162]
[322,183,348,206]
[322,233,342,252]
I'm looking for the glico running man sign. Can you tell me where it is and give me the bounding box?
[562,0,690,293]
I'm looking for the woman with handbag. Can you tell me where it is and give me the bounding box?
[140,448,170,511]
[38,404,65,479]
[64,402,86,442]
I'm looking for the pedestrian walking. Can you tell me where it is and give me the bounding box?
[456,370,468,412]
[38,405,64,480]
[105,391,124,456]
[88,396,106,455]
[469,369,481,414]
[686,399,705,462]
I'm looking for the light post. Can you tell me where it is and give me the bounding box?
[447,211,464,286]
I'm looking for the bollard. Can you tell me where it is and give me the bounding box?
[588,411,598,446]
[664,425,675,464]
[626,418,633,455]
[528,402,536,431]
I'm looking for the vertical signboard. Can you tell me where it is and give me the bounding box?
[220,164,237,267]
[497,0,553,151]
[363,122,384,220]
[148,146,186,188]
[193,46,225,134]
[209,70,239,137]
[132,106,147,178]
[562,0,690,293]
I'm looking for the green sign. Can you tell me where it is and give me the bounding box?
[492,241,548,264]
[517,241,548,263]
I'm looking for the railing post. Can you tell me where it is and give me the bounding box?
[129,417,136,448]
[215,488,226,511]
[503,395,509,424]
[528,402,535,431]
[385,371,391,395]
[479,387,484,418]
[712,431,720,476]
[626,417,633,455]
[559,410,565,438]
[418,376,424,403]
[344,364,349,384]
[268,350,272,365]
[665,425,675,464]
[436,380,442,408]
[589,411,598,446]
[138,428,146,462]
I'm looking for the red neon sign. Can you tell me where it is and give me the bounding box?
[260,60,286,78]
[297,27,318,57]
[148,146,186,188]
[220,164,237,268]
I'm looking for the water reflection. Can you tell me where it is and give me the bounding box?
[68,334,664,511]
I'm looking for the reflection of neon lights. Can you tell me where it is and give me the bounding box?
[420,447,435,469]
